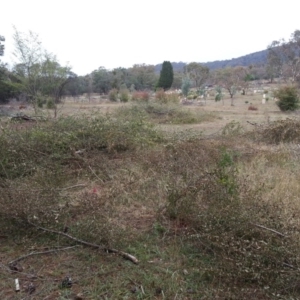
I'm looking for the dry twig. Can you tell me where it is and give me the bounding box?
[27,221,139,264]
[8,246,78,266]
[250,223,286,237]
[60,184,87,191]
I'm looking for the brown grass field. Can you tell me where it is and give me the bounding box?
[1,90,300,299]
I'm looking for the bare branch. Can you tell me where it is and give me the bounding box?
[250,223,286,237]
[8,246,78,266]
[60,184,87,191]
[27,221,139,264]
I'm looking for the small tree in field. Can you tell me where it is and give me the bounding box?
[157,61,173,90]
[181,76,191,97]
[12,27,73,116]
[274,86,299,111]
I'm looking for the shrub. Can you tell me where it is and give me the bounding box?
[119,88,130,102]
[222,121,244,136]
[108,88,118,102]
[36,93,46,108]
[181,77,191,97]
[248,105,258,111]
[215,93,222,101]
[122,102,216,125]
[155,89,179,104]
[155,89,166,102]
[165,93,180,104]
[46,98,56,109]
[254,118,300,144]
[274,86,299,111]
[131,91,149,102]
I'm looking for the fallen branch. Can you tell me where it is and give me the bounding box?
[247,121,258,126]
[60,184,87,191]
[11,114,36,122]
[27,221,138,264]
[250,223,286,237]
[8,246,78,267]
[283,262,297,269]
[88,166,104,183]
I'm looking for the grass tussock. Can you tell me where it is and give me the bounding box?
[0,113,300,299]
[254,118,300,144]
[115,101,217,124]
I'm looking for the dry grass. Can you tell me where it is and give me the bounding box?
[1,92,300,299]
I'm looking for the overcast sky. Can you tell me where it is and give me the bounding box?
[1,0,299,75]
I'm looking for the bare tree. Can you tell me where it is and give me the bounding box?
[266,40,283,83]
[214,67,244,105]
[186,62,209,88]
[12,27,73,116]
[266,30,300,83]
[12,28,43,111]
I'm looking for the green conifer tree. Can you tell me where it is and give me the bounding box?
[157,61,174,90]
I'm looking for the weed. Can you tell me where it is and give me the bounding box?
[1,108,300,299]
[222,120,244,136]
[119,102,217,124]
[108,88,118,101]
[131,91,150,102]
[254,118,300,144]
[248,105,258,111]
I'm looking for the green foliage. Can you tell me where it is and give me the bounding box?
[181,76,191,97]
[187,94,196,100]
[1,114,300,298]
[35,92,46,108]
[92,67,112,94]
[0,113,162,180]
[46,98,56,109]
[244,73,255,81]
[157,61,174,90]
[129,64,157,90]
[12,28,72,113]
[215,86,223,102]
[0,63,23,103]
[186,62,209,88]
[0,80,23,103]
[274,86,299,111]
[155,89,179,104]
[121,102,216,125]
[215,93,222,101]
[108,88,118,101]
[119,88,130,102]
[222,121,244,136]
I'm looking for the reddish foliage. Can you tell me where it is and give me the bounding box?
[132,91,149,102]
[248,105,258,111]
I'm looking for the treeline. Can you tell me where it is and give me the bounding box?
[154,50,268,72]
[1,29,300,106]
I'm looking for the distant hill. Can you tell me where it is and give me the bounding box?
[155,49,268,72]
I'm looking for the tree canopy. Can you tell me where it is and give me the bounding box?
[186,62,209,88]
[12,28,74,114]
[157,61,174,90]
